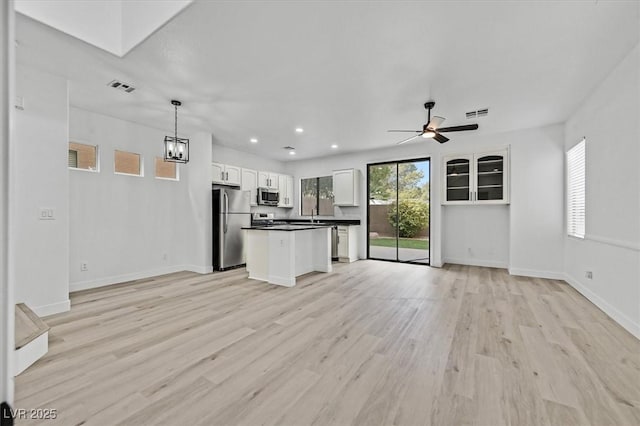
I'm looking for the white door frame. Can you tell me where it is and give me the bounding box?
[1,0,16,409]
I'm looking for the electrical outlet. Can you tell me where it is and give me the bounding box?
[585,271,593,279]
[80,262,88,272]
[162,253,168,261]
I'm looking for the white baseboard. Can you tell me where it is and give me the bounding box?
[443,257,508,269]
[508,268,565,280]
[14,331,48,375]
[184,264,213,274]
[564,273,640,340]
[31,299,70,317]
[70,264,212,292]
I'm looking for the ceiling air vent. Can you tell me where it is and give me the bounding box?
[108,79,136,93]
[466,108,489,119]
[283,146,295,150]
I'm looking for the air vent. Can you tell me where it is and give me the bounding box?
[283,146,295,150]
[108,79,136,93]
[466,108,489,119]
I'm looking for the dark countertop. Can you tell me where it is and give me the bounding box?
[278,218,361,226]
[242,224,333,232]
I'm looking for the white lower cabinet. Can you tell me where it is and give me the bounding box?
[337,225,359,263]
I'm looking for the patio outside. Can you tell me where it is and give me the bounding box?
[368,160,429,264]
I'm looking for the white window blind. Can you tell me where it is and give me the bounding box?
[567,139,586,238]
[68,149,78,168]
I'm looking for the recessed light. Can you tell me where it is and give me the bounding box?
[250,138,258,143]
[289,151,296,155]
[331,144,338,149]
[295,128,304,133]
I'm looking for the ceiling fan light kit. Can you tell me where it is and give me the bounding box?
[388,100,479,145]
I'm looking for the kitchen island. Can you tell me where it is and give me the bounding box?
[242,224,332,287]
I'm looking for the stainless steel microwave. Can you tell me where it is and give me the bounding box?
[257,187,279,206]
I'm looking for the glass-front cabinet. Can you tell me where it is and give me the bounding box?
[443,148,509,204]
[445,155,472,202]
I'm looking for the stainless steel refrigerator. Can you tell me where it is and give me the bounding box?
[213,188,251,271]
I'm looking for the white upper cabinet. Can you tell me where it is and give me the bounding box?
[241,168,258,206]
[211,162,225,184]
[258,171,279,190]
[333,168,361,206]
[443,148,509,204]
[278,174,294,208]
[212,162,241,186]
[225,165,241,186]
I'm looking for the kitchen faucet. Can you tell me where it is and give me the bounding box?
[310,208,315,223]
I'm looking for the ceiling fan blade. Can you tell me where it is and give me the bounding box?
[427,116,445,130]
[387,130,422,133]
[437,124,479,133]
[396,134,422,145]
[433,132,449,144]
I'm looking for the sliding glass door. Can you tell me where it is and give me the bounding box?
[367,158,430,265]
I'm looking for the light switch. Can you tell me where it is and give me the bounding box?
[39,208,55,220]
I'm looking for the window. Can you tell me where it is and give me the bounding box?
[301,176,333,216]
[155,157,178,180]
[114,150,142,176]
[68,141,98,171]
[567,138,586,238]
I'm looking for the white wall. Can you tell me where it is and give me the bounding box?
[443,205,510,268]
[68,107,210,291]
[15,0,122,55]
[564,44,640,338]
[13,65,70,316]
[508,124,565,278]
[121,1,192,54]
[1,0,15,406]
[212,143,287,174]
[286,123,565,273]
[184,132,213,273]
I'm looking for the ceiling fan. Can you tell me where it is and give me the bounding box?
[388,101,478,144]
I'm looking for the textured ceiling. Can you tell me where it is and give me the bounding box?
[15,1,640,161]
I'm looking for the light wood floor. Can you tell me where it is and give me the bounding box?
[15,261,640,425]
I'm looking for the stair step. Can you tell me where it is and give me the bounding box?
[15,303,50,350]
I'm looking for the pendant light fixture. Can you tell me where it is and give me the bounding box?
[164,100,189,163]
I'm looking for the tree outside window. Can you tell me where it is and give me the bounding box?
[301,176,333,216]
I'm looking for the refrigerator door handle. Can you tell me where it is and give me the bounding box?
[223,191,229,234]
